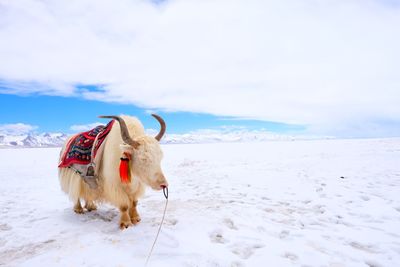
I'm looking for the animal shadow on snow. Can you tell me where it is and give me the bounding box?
[62,207,118,227]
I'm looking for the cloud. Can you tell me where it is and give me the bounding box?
[0,0,399,137]
[0,123,38,135]
[188,125,248,135]
[145,128,159,136]
[70,122,104,132]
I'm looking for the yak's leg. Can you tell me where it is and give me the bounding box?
[129,200,141,225]
[84,200,97,212]
[73,199,84,214]
[119,205,132,229]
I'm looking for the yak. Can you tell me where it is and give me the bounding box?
[58,114,168,229]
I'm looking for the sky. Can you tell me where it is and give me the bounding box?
[0,93,302,134]
[0,0,399,138]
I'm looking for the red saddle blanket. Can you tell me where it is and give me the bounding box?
[58,120,115,168]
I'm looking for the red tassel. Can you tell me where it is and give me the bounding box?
[119,152,132,183]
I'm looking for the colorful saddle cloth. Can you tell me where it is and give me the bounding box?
[58,120,115,168]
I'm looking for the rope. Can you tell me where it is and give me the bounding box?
[145,187,169,266]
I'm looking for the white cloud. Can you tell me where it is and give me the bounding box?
[0,0,399,136]
[0,123,38,135]
[70,122,104,132]
[145,128,159,136]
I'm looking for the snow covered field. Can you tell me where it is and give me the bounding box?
[1,138,400,267]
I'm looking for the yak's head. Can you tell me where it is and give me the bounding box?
[100,114,168,191]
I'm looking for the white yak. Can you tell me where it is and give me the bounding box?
[58,114,168,228]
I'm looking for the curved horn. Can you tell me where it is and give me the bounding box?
[151,114,166,141]
[99,115,140,148]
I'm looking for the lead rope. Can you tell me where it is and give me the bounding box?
[145,186,169,266]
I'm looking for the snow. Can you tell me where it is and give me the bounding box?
[1,138,400,267]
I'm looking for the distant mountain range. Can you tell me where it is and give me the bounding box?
[0,131,328,148]
[0,133,69,148]
[163,131,306,144]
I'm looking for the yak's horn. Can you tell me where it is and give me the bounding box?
[151,114,166,141]
[99,115,140,148]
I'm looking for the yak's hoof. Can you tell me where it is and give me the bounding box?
[131,215,141,225]
[85,203,97,212]
[119,220,133,229]
[74,207,84,214]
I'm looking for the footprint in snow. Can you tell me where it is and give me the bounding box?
[0,223,11,231]
[360,195,370,201]
[209,229,228,244]
[28,216,49,223]
[230,243,264,259]
[223,218,238,230]
[365,260,383,267]
[278,201,290,206]
[279,230,290,239]
[283,252,298,261]
[263,207,275,213]
[312,204,326,214]
[165,218,178,226]
[349,241,379,254]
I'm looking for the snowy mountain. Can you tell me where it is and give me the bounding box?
[163,131,324,144]
[0,130,330,148]
[0,132,68,148]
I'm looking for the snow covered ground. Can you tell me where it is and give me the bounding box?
[1,138,400,267]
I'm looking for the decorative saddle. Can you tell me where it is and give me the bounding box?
[58,120,115,188]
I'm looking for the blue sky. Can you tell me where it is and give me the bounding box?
[0,92,303,134]
[0,0,399,138]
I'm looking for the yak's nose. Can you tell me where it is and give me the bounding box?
[156,172,168,189]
